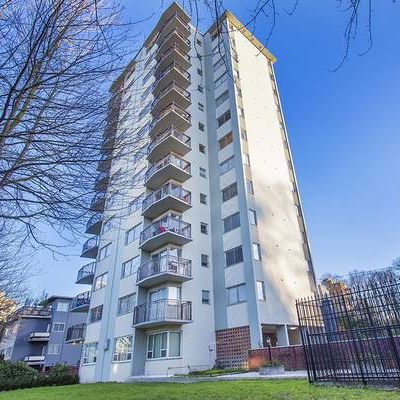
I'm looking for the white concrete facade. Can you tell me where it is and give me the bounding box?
[77,2,316,382]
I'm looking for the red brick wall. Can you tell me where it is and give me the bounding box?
[248,345,307,371]
[215,326,251,369]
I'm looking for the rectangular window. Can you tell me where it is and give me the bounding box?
[222,182,238,202]
[52,323,65,332]
[56,301,70,312]
[227,284,247,305]
[200,193,207,205]
[223,212,240,233]
[94,272,108,291]
[199,144,205,153]
[113,335,133,362]
[125,223,141,245]
[82,343,98,364]
[48,344,61,355]
[138,101,152,120]
[225,245,243,267]
[256,281,266,301]
[215,90,229,108]
[197,68,203,76]
[218,132,233,150]
[198,102,204,111]
[202,290,210,305]
[246,179,254,194]
[142,67,155,85]
[199,167,206,178]
[121,256,140,278]
[196,39,202,46]
[252,243,262,261]
[198,84,204,93]
[117,293,135,316]
[200,222,208,234]
[201,254,209,267]
[249,209,257,225]
[98,243,111,261]
[214,72,227,89]
[241,130,248,141]
[198,122,205,131]
[128,193,145,215]
[213,58,225,73]
[102,216,115,234]
[147,332,181,359]
[89,305,103,323]
[217,110,231,127]
[219,156,235,175]
[244,154,251,166]
[140,84,153,101]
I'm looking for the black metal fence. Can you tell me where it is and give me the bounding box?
[296,278,400,384]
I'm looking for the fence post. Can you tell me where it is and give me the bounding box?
[306,331,317,382]
[387,327,400,373]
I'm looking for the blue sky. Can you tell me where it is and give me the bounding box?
[30,0,400,296]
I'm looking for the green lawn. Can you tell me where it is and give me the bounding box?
[0,380,398,400]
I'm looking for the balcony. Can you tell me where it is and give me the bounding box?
[149,102,191,138]
[157,27,191,58]
[94,171,110,191]
[14,306,51,319]
[76,262,95,285]
[66,323,86,343]
[100,135,115,155]
[24,355,45,365]
[153,61,190,96]
[137,255,192,287]
[71,291,91,312]
[156,44,191,75]
[28,332,50,342]
[142,182,191,219]
[97,153,112,172]
[133,299,192,328]
[147,127,191,162]
[85,213,102,235]
[144,153,191,190]
[152,80,191,114]
[81,236,98,259]
[158,11,190,42]
[139,216,191,252]
[90,192,105,212]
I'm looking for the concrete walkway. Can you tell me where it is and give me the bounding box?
[129,371,308,383]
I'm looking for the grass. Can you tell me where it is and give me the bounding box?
[184,368,246,376]
[0,380,399,400]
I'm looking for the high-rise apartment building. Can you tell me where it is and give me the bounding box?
[76,2,316,382]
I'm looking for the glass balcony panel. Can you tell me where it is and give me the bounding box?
[156,44,191,75]
[85,213,102,235]
[76,262,96,285]
[81,236,98,259]
[152,80,191,114]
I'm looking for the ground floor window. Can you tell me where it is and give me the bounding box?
[147,331,181,359]
[82,342,98,364]
[113,335,133,362]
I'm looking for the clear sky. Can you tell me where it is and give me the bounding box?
[29,0,400,297]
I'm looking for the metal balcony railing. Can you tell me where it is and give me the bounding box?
[152,81,190,108]
[86,212,102,232]
[71,291,91,311]
[139,216,191,245]
[133,299,192,325]
[154,61,190,87]
[66,323,86,342]
[76,262,95,283]
[12,306,51,319]
[137,255,192,283]
[159,27,191,49]
[147,127,191,156]
[150,102,191,131]
[142,182,191,212]
[90,192,105,209]
[81,236,98,258]
[145,153,191,182]
[160,12,190,37]
[28,332,50,341]
[157,43,190,65]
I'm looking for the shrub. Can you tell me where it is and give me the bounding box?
[261,359,283,368]
[0,360,38,380]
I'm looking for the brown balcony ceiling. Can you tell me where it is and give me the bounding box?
[155,43,191,75]
[157,27,191,58]
[152,79,191,113]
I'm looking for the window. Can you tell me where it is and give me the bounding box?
[56,301,70,312]
[241,130,248,141]
[102,216,115,234]
[214,72,227,88]
[198,122,205,132]
[82,343,98,364]
[198,84,204,93]
[117,293,135,315]
[222,182,238,202]
[223,212,240,233]
[244,154,251,166]
[52,323,65,332]
[89,305,103,323]
[215,90,229,108]
[246,179,254,194]
[219,156,234,175]
[249,209,257,225]
[199,167,206,178]
[198,102,204,111]
[199,144,205,153]
[142,67,155,85]
[217,110,231,127]
[256,281,266,301]
[125,223,141,245]
[239,107,245,117]
[196,38,202,46]
[252,243,262,261]
[138,101,152,120]
[211,31,219,41]
[121,256,140,278]
[200,193,207,204]
[113,335,133,362]
[128,193,145,214]
[94,272,108,291]
[227,284,247,305]
[147,331,181,359]
[197,68,203,76]
[225,245,243,267]
[202,290,210,304]
[201,254,209,267]
[48,344,61,355]
[98,243,111,261]
[140,84,153,101]
[213,58,225,73]
[218,132,233,150]
[200,222,208,234]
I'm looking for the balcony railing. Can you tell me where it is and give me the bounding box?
[95,170,110,190]
[139,216,191,245]
[28,332,50,341]
[81,236,98,259]
[158,27,190,50]
[76,262,95,284]
[150,102,191,132]
[133,299,192,326]
[71,291,91,312]
[142,182,191,213]
[66,323,86,343]
[145,153,191,183]
[152,81,190,108]
[85,212,102,235]
[147,127,191,157]
[90,192,105,211]
[137,255,192,284]
[160,12,190,39]
[154,61,190,88]
[156,43,191,68]
[24,355,45,364]
[11,306,51,319]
